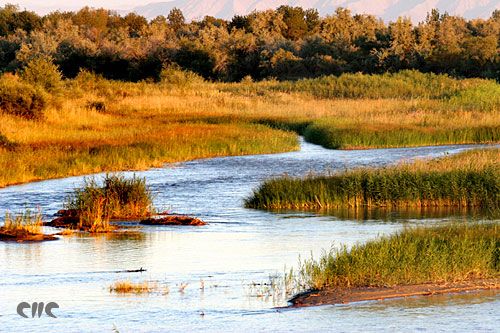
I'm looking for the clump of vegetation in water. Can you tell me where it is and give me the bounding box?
[297,223,499,290]
[246,149,499,213]
[109,280,158,294]
[0,211,56,241]
[65,174,154,232]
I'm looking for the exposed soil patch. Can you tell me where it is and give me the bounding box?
[0,228,57,242]
[289,278,500,307]
[45,209,80,228]
[140,215,207,226]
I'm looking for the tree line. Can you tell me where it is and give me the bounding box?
[0,4,499,82]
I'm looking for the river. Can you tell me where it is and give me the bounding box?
[0,139,498,332]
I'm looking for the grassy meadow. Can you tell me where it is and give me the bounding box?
[246,148,500,212]
[297,223,499,290]
[0,70,499,187]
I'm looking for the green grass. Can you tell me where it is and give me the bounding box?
[298,223,499,290]
[245,149,499,213]
[303,122,499,149]
[66,174,153,232]
[271,71,500,110]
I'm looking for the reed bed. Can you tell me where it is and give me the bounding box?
[65,174,153,232]
[246,149,499,212]
[303,122,499,149]
[298,223,499,290]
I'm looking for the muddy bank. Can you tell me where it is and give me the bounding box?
[289,278,500,307]
[0,229,57,242]
[141,215,207,226]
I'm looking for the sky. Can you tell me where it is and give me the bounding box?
[2,1,153,12]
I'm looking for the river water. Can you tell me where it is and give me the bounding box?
[0,139,498,332]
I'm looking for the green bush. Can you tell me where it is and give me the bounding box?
[20,57,63,93]
[160,65,205,86]
[0,75,46,119]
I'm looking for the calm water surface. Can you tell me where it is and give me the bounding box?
[0,139,498,332]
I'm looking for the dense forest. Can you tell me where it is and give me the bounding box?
[0,4,499,82]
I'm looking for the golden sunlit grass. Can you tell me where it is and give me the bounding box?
[2,211,43,235]
[0,72,498,187]
[109,280,157,294]
[0,210,57,242]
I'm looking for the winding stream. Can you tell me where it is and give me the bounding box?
[0,139,498,332]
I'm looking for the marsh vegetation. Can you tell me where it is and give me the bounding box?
[48,174,154,232]
[246,149,499,213]
[0,211,56,241]
[295,223,499,290]
[0,68,498,188]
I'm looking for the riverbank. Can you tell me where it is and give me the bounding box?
[289,278,500,307]
[1,71,498,188]
[286,223,499,308]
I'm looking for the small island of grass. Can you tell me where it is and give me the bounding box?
[246,148,499,214]
[47,174,154,232]
[290,223,499,307]
[0,211,57,242]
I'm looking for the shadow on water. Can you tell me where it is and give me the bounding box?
[266,206,496,222]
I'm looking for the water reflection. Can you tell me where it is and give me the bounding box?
[268,206,493,222]
[0,139,498,332]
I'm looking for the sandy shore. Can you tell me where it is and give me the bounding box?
[289,278,500,307]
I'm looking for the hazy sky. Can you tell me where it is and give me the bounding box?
[4,1,156,11]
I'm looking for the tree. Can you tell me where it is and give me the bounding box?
[123,13,147,37]
[167,8,185,31]
[277,6,308,40]
[20,56,62,92]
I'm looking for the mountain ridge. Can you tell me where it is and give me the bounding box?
[132,0,500,23]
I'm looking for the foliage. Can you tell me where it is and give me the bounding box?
[20,56,63,92]
[0,5,499,81]
[0,74,46,119]
[2,210,43,235]
[299,223,499,289]
[65,174,154,232]
[160,65,204,86]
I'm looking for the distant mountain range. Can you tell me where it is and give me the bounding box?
[14,1,500,23]
[131,0,500,23]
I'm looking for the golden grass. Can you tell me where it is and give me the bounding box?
[0,77,498,187]
[109,280,157,294]
[2,211,43,235]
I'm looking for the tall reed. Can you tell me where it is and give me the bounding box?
[2,211,43,235]
[246,149,499,212]
[298,223,499,290]
[66,174,153,232]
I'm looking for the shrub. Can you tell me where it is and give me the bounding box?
[160,64,205,86]
[0,74,46,119]
[86,100,107,112]
[20,57,63,93]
